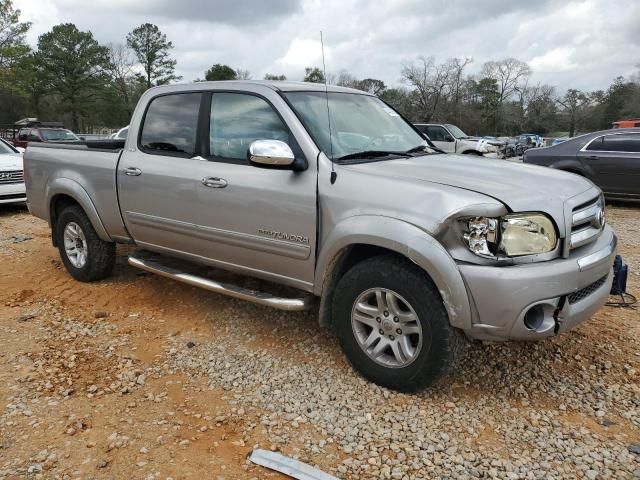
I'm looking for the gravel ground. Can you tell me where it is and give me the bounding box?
[0,204,638,479]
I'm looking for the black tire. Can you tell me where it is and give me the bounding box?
[55,205,116,282]
[332,254,465,392]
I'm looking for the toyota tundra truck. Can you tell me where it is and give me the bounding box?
[24,81,617,391]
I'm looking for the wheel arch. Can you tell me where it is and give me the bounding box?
[315,216,472,330]
[47,178,112,246]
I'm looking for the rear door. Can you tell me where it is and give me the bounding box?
[192,91,317,288]
[117,91,216,254]
[579,133,640,196]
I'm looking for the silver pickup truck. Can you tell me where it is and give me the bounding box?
[24,81,617,391]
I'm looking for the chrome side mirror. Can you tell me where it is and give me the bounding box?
[248,140,295,168]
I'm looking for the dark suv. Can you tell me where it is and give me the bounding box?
[14,127,79,149]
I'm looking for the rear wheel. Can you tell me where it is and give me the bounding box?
[332,254,464,392]
[55,205,116,282]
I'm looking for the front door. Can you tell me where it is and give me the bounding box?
[192,91,318,289]
[579,132,640,196]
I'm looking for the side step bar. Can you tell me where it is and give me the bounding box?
[128,255,316,311]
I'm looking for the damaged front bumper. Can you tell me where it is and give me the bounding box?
[458,225,617,341]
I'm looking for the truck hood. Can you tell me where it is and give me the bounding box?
[0,153,23,170]
[344,154,595,229]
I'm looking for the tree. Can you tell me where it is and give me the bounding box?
[106,43,141,117]
[14,53,47,116]
[126,23,180,89]
[556,89,589,137]
[303,67,325,83]
[401,56,451,121]
[264,73,286,81]
[355,78,386,96]
[235,68,251,80]
[205,64,236,81]
[480,58,531,105]
[36,23,111,130]
[0,0,30,69]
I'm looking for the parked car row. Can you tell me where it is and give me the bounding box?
[14,126,79,149]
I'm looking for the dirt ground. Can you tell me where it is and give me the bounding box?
[0,203,638,480]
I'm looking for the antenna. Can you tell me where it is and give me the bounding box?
[320,31,337,184]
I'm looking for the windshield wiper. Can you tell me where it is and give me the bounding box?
[406,145,429,153]
[336,150,411,161]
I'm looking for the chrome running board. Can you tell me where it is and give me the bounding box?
[128,255,316,311]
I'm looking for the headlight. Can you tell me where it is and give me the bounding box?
[463,217,498,257]
[462,213,557,258]
[500,213,557,256]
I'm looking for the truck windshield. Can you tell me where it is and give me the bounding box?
[444,124,469,139]
[284,92,428,161]
[0,139,17,154]
[41,129,79,141]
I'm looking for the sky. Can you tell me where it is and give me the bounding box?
[13,0,640,93]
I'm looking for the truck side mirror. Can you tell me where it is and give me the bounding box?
[248,140,295,168]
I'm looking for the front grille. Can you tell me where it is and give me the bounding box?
[0,170,23,185]
[567,275,608,304]
[570,196,604,251]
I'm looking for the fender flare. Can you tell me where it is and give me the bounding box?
[314,216,472,330]
[46,177,112,242]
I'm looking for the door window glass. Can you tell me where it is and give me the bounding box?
[425,126,449,142]
[140,93,202,156]
[602,134,640,153]
[209,93,290,161]
[585,136,605,151]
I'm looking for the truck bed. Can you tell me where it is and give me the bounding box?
[24,142,130,240]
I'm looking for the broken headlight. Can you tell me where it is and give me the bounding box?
[463,213,557,258]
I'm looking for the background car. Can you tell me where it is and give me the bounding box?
[14,127,80,149]
[0,138,26,205]
[523,128,640,201]
[413,123,504,156]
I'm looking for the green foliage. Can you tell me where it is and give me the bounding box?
[303,67,325,83]
[0,0,30,69]
[264,73,286,81]
[127,23,181,88]
[205,64,237,81]
[36,23,112,130]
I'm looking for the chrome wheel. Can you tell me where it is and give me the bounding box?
[351,288,423,368]
[63,222,88,268]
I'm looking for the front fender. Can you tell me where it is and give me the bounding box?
[315,216,471,330]
[46,177,112,242]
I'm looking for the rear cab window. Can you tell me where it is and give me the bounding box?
[140,92,202,157]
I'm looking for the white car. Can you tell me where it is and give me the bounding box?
[0,138,26,205]
[111,125,129,140]
[414,123,504,156]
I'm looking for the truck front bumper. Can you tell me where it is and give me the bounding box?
[458,225,617,341]
[0,181,26,205]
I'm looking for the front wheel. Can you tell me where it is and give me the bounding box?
[55,205,116,282]
[332,254,464,392]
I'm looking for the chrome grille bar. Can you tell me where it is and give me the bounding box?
[0,170,24,185]
[569,195,604,251]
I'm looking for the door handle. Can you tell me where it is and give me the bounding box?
[202,177,228,188]
[124,167,142,176]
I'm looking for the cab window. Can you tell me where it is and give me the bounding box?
[140,93,202,157]
[209,93,290,162]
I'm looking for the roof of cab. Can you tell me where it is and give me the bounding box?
[148,80,373,96]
